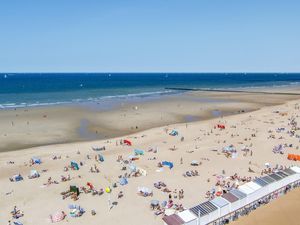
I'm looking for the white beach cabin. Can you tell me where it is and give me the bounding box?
[177,210,198,225]
[210,197,231,218]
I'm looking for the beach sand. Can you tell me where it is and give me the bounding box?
[1,89,300,225]
[1,88,300,152]
[232,188,300,225]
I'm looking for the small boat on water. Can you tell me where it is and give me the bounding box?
[4,74,7,78]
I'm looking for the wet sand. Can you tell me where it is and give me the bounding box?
[232,188,300,225]
[1,88,300,152]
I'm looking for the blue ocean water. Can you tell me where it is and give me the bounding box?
[1,73,300,109]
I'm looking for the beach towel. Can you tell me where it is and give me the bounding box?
[169,130,178,136]
[134,149,144,155]
[119,177,128,185]
[50,212,65,223]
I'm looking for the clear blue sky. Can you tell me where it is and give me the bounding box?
[0,0,299,72]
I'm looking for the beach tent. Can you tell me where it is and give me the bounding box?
[32,157,42,164]
[119,177,128,185]
[177,210,198,225]
[162,161,174,169]
[169,130,179,136]
[189,201,218,225]
[124,139,132,146]
[210,197,231,218]
[134,149,144,155]
[11,174,23,182]
[70,161,79,170]
[98,154,104,162]
[29,170,40,178]
[221,192,240,212]
[287,154,299,161]
[163,214,184,225]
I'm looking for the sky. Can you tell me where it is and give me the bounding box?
[0,0,299,73]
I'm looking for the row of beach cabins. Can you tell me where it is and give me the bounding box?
[163,166,300,225]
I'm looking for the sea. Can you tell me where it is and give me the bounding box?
[1,73,300,109]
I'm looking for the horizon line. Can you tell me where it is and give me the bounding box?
[1,72,300,74]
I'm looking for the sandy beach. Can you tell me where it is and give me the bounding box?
[1,88,300,152]
[232,188,300,225]
[1,89,300,225]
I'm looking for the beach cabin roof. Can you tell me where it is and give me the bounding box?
[246,181,262,191]
[253,178,268,187]
[230,189,247,199]
[210,197,230,208]
[222,192,239,203]
[283,168,296,175]
[238,184,255,195]
[190,201,218,217]
[178,210,197,223]
[268,173,283,181]
[260,175,276,184]
[290,166,300,173]
[162,214,184,225]
[276,171,289,178]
